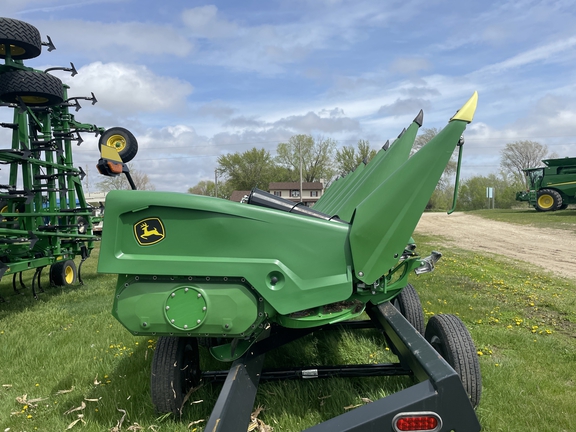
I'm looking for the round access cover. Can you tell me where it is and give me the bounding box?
[165,286,208,331]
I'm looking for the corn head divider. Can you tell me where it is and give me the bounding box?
[98,93,481,431]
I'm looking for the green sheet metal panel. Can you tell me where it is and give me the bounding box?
[349,93,477,284]
[98,190,352,315]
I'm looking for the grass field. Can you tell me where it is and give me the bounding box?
[471,208,576,231]
[1,212,575,431]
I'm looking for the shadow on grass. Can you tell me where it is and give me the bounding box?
[67,328,415,430]
[0,257,113,318]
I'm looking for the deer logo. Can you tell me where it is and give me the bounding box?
[134,217,165,245]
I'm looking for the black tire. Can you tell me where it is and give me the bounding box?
[76,216,88,235]
[425,314,482,408]
[50,260,77,286]
[98,127,138,162]
[558,203,569,210]
[536,189,561,212]
[151,337,201,414]
[392,283,425,335]
[0,17,42,60]
[0,70,64,106]
[0,200,23,229]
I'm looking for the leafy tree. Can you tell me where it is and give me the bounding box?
[500,140,549,185]
[96,163,155,191]
[188,179,233,199]
[217,147,276,190]
[335,140,377,176]
[457,173,524,211]
[188,180,216,196]
[276,135,336,182]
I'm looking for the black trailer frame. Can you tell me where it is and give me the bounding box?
[201,301,481,432]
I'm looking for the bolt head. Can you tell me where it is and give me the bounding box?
[171,293,175,297]
[197,319,201,324]
[358,271,364,277]
[165,306,170,310]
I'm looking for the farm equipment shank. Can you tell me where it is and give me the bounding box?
[203,302,480,432]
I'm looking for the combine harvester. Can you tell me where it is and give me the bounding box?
[516,156,576,211]
[0,17,136,301]
[97,93,482,431]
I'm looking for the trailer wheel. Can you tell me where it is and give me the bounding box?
[0,201,23,229]
[50,260,77,286]
[392,283,425,335]
[536,189,561,212]
[151,336,201,414]
[0,70,64,106]
[0,17,42,60]
[98,127,138,162]
[425,314,481,408]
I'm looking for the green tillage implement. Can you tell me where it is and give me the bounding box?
[99,92,482,431]
[0,17,136,299]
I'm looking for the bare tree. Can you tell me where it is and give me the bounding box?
[412,127,440,154]
[413,127,457,186]
[96,163,155,191]
[276,135,336,182]
[500,140,549,185]
[335,139,377,176]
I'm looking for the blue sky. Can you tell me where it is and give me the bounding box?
[2,0,576,192]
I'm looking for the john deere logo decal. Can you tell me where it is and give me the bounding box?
[134,217,165,246]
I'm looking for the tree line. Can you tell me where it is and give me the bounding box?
[189,135,376,199]
[95,131,555,212]
[189,131,556,211]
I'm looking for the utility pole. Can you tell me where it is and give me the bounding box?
[299,141,303,203]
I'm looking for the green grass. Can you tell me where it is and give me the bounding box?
[468,208,576,231]
[1,230,576,431]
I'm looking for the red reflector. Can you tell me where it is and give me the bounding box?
[107,161,123,174]
[396,416,438,431]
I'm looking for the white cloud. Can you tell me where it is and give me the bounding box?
[389,57,432,75]
[34,19,194,59]
[476,35,576,75]
[181,5,239,39]
[60,62,194,115]
[377,98,432,117]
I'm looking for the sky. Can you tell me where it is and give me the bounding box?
[2,0,576,193]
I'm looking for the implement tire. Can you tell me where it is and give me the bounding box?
[392,283,425,335]
[425,314,482,409]
[151,337,201,414]
[536,189,561,212]
[50,260,77,286]
[0,70,64,106]
[98,127,138,162]
[0,17,42,60]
